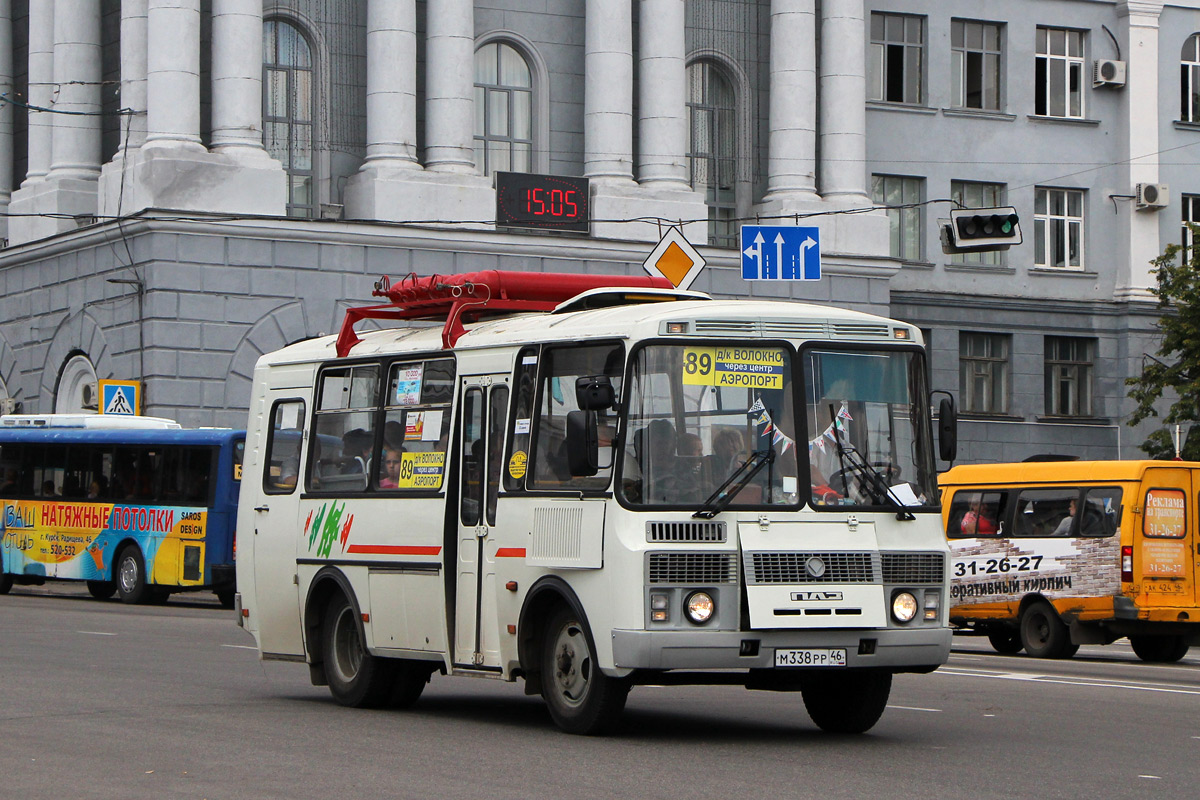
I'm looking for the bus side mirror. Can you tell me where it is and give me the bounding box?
[566,409,599,476]
[575,376,615,411]
[935,393,957,463]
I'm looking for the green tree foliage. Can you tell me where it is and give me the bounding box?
[1125,235,1200,460]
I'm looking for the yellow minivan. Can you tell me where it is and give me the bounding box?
[940,460,1199,661]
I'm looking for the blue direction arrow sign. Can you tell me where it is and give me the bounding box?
[741,225,821,281]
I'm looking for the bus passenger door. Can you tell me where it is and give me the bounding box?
[1139,468,1196,608]
[454,375,510,668]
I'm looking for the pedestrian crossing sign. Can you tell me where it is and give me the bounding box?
[99,380,140,416]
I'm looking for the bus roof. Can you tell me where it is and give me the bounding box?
[0,414,183,430]
[263,295,918,367]
[0,427,245,446]
[938,460,1200,487]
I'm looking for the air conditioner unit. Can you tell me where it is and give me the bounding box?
[1135,183,1169,211]
[1093,59,1127,88]
[81,382,99,410]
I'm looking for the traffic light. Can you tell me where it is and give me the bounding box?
[943,206,1022,253]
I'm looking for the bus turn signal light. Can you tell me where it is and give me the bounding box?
[1121,546,1133,582]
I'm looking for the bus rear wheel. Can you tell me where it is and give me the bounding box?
[115,546,151,604]
[1129,635,1189,663]
[322,594,394,708]
[0,573,11,595]
[987,630,1023,654]
[1019,601,1075,658]
[800,671,892,734]
[540,606,629,735]
[215,589,235,609]
[86,580,116,600]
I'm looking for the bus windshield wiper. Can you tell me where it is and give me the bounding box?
[693,448,775,519]
[828,404,915,521]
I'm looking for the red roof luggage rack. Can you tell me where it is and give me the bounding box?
[335,270,674,356]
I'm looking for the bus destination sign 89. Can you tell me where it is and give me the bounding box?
[495,172,589,233]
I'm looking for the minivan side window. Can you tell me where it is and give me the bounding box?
[946,490,1006,537]
[264,400,306,494]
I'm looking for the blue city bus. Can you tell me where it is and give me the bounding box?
[0,421,244,606]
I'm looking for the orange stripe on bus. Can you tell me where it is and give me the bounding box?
[495,548,526,558]
[345,545,442,556]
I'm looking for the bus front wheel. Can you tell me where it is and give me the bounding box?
[1129,635,1189,663]
[1019,601,1076,658]
[800,671,892,734]
[540,606,629,735]
[321,594,394,708]
[116,546,151,604]
[0,573,11,595]
[86,580,116,600]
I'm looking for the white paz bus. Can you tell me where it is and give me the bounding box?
[236,270,957,734]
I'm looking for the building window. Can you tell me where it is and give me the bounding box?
[872,174,923,261]
[1035,27,1084,119]
[687,61,738,248]
[474,42,533,176]
[1184,194,1200,264]
[1045,337,1095,417]
[950,181,1006,266]
[952,20,1002,111]
[1034,187,1084,269]
[960,333,1010,415]
[263,19,316,218]
[869,13,924,104]
[1183,34,1200,122]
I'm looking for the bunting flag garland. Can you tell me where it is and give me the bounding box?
[812,402,852,450]
[748,397,765,415]
[751,405,795,453]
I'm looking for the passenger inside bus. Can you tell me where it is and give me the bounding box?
[1051,498,1077,536]
[378,442,403,489]
[960,494,999,535]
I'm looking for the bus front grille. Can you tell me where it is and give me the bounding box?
[647,553,738,584]
[881,552,945,584]
[745,552,878,584]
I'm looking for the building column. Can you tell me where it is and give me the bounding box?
[345,0,489,226]
[0,0,13,238]
[1115,0,1165,300]
[117,0,148,154]
[9,0,103,244]
[584,0,633,181]
[763,0,817,201]
[637,0,688,187]
[425,0,475,172]
[361,0,419,170]
[211,0,269,159]
[22,0,54,185]
[819,0,868,201]
[144,0,203,151]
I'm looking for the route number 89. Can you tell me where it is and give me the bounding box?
[684,351,712,376]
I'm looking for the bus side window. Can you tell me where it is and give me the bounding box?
[264,400,306,494]
[1080,487,1122,537]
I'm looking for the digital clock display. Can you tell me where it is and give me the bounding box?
[495,172,590,233]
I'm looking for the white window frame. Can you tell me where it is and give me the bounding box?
[1034,187,1085,269]
[474,40,534,177]
[951,19,1002,111]
[1184,194,1200,264]
[1035,27,1084,119]
[1183,34,1200,123]
[872,174,923,262]
[960,332,1010,415]
[869,12,925,105]
[1044,336,1095,417]
[687,59,739,248]
[950,180,1006,266]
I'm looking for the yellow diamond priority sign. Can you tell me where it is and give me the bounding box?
[643,227,705,290]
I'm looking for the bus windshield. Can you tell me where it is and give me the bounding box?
[803,347,935,509]
[621,342,801,508]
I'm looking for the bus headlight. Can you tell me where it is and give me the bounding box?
[891,591,918,623]
[685,591,715,624]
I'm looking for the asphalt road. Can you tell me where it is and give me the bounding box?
[2,584,1198,799]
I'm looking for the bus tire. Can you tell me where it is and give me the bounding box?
[322,594,394,708]
[1019,601,1073,658]
[1129,635,1189,663]
[115,546,152,605]
[86,580,116,600]
[389,661,432,709]
[0,573,11,595]
[215,588,235,609]
[987,630,1023,654]
[800,671,892,734]
[540,605,629,735]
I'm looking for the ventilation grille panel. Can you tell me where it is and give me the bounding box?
[831,323,891,340]
[881,552,945,585]
[646,521,727,543]
[648,553,738,584]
